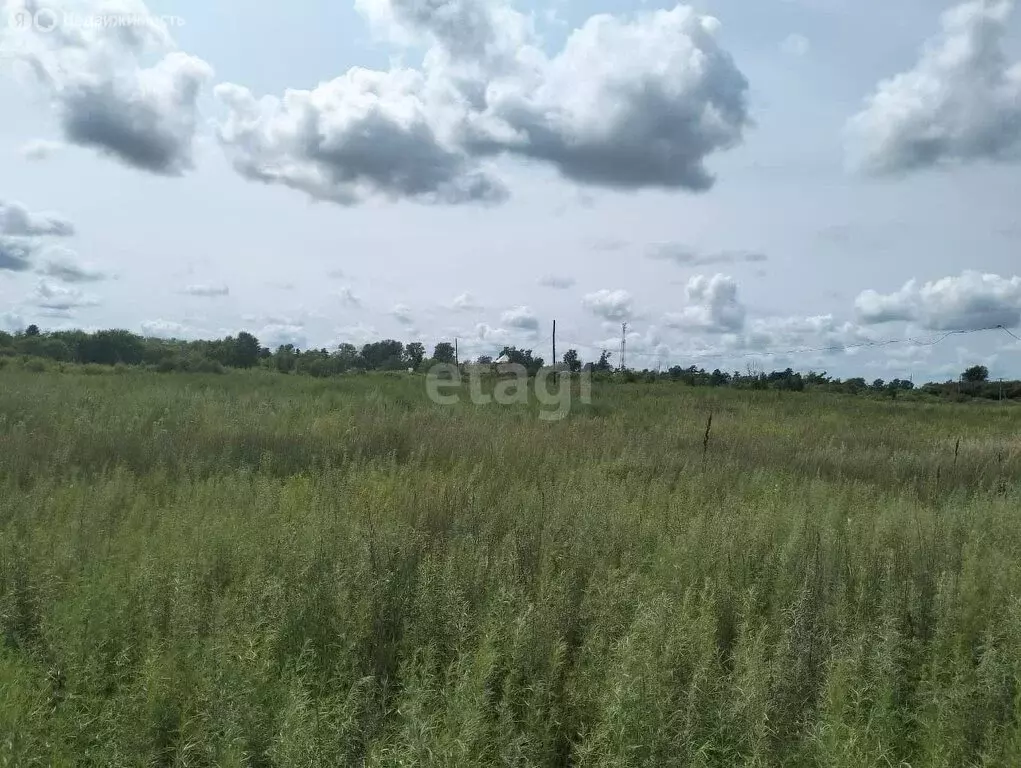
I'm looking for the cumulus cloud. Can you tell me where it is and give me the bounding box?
[458,5,751,191]
[743,314,867,352]
[336,286,362,307]
[855,271,1021,330]
[0,201,77,272]
[333,322,379,345]
[538,274,575,289]
[2,0,213,175]
[392,303,415,324]
[664,274,745,333]
[648,243,767,266]
[183,283,230,297]
[19,139,66,160]
[259,323,308,349]
[32,278,100,310]
[0,200,75,237]
[450,291,482,310]
[583,289,633,321]
[214,1,749,205]
[0,237,37,272]
[475,322,512,346]
[213,73,507,206]
[780,33,809,57]
[0,312,26,333]
[500,305,539,332]
[141,319,192,339]
[37,250,106,282]
[847,0,1021,175]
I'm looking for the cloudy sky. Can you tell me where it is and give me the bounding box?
[1,0,1020,380]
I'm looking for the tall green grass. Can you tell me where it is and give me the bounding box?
[1,369,1020,766]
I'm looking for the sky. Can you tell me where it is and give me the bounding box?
[1,0,1020,381]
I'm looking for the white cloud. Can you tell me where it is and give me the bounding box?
[450,291,482,310]
[0,312,25,333]
[664,274,745,332]
[19,139,65,161]
[743,314,867,352]
[32,278,100,310]
[392,303,415,324]
[475,322,512,346]
[0,200,75,237]
[0,237,38,272]
[213,72,506,206]
[214,1,750,205]
[855,271,1021,330]
[183,283,230,297]
[538,274,575,289]
[648,243,767,266]
[141,319,192,338]
[1,0,213,175]
[582,289,633,321]
[500,305,540,332]
[847,0,1021,175]
[333,322,379,345]
[780,33,809,57]
[336,286,362,307]
[259,323,307,349]
[38,250,107,283]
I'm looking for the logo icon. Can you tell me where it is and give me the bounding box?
[33,7,59,33]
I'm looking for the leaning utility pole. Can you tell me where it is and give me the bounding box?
[619,322,628,372]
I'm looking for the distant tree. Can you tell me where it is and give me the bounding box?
[14,334,46,358]
[233,332,262,368]
[476,355,493,365]
[499,346,544,376]
[844,377,867,395]
[39,338,71,362]
[962,365,989,383]
[25,324,40,337]
[871,378,886,391]
[362,340,405,370]
[595,350,613,373]
[405,342,426,369]
[333,343,362,372]
[563,348,581,373]
[274,344,298,373]
[710,369,729,387]
[433,342,456,364]
[78,330,145,365]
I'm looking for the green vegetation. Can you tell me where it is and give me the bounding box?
[2,368,1021,766]
[3,325,1021,401]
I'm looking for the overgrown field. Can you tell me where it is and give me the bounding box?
[2,369,1021,766]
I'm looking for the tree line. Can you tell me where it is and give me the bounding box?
[0,325,1015,399]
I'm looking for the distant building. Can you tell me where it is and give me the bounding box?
[494,353,517,375]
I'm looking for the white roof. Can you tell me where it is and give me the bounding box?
[494,354,511,364]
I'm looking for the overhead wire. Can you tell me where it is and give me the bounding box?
[551,324,1015,366]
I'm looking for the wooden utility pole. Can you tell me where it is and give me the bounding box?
[455,338,459,366]
[552,320,556,367]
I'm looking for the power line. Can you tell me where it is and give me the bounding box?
[556,325,1016,366]
[998,324,1021,342]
